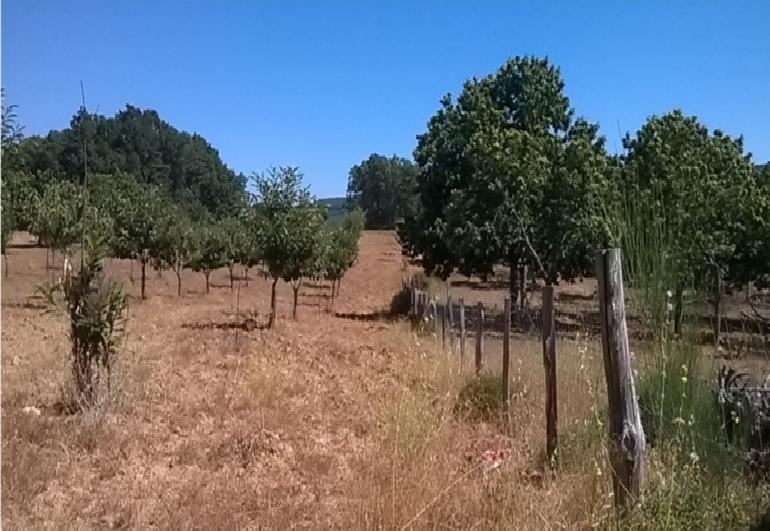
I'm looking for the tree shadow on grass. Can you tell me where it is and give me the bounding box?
[333,310,395,322]
[181,317,268,331]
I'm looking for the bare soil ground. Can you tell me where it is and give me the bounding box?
[2,231,766,529]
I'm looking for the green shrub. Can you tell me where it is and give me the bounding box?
[454,374,506,422]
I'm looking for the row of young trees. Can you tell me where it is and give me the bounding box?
[2,163,363,327]
[398,56,770,327]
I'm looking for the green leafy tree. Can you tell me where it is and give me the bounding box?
[103,178,172,300]
[253,167,325,326]
[324,209,365,304]
[622,110,759,338]
[347,154,418,229]
[189,223,227,295]
[403,56,611,308]
[155,207,195,296]
[32,180,83,259]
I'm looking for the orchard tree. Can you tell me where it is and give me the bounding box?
[622,110,759,340]
[189,223,227,295]
[347,154,418,229]
[32,180,83,264]
[106,179,172,300]
[325,209,365,302]
[221,216,250,290]
[403,56,611,307]
[155,207,195,296]
[253,166,325,327]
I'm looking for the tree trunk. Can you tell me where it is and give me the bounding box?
[204,271,211,294]
[673,282,684,336]
[3,254,8,278]
[228,261,235,290]
[509,260,518,312]
[129,259,134,282]
[713,265,722,349]
[518,264,527,310]
[140,260,147,300]
[245,267,250,287]
[176,268,182,296]
[269,277,278,328]
[292,280,301,320]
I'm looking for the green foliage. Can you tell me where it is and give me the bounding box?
[188,223,227,294]
[14,104,246,217]
[155,206,195,295]
[31,180,83,253]
[38,230,127,411]
[94,175,173,299]
[402,56,612,287]
[454,374,507,422]
[347,153,418,229]
[1,200,14,260]
[252,166,325,324]
[622,110,761,290]
[324,209,365,282]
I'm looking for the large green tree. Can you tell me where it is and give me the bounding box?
[622,110,761,339]
[402,56,612,306]
[347,153,418,229]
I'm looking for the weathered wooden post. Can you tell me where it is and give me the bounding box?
[596,248,645,509]
[542,285,557,465]
[475,302,484,375]
[459,298,466,366]
[447,292,454,350]
[502,297,511,415]
[441,300,446,348]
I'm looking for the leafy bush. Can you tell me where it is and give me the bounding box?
[39,232,128,411]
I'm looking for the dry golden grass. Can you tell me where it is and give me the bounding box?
[9,230,761,529]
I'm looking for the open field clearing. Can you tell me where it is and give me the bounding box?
[1,231,612,529]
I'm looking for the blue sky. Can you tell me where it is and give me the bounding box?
[3,1,769,197]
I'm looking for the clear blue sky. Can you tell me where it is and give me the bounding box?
[3,1,769,197]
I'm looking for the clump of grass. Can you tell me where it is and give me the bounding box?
[454,374,507,423]
[613,186,767,528]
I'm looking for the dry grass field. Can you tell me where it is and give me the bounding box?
[1,231,767,529]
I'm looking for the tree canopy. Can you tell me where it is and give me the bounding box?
[13,104,246,217]
[401,56,613,306]
[347,153,418,229]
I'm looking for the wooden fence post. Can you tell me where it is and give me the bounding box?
[596,248,645,509]
[502,297,511,415]
[475,302,484,375]
[459,298,466,366]
[447,293,454,350]
[441,301,446,349]
[542,285,557,465]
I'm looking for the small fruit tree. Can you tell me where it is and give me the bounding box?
[252,166,324,327]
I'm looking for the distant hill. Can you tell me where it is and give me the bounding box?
[318,196,348,222]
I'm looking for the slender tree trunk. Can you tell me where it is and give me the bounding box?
[673,282,684,336]
[292,280,301,320]
[228,261,235,290]
[3,254,8,278]
[204,270,211,295]
[269,277,278,328]
[329,278,335,312]
[140,260,147,300]
[176,268,182,296]
[244,267,250,287]
[713,265,722,349]
[518,263,527,310]
[130,260,134,283]
[45,247,49,269]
